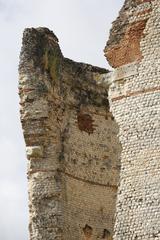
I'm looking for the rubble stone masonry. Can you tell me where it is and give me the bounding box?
[19,0,159,239]
[19,28,121,239]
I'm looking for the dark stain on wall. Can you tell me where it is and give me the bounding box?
[83,224,93,239]
[77,113,96,134]
[102,229,112,239]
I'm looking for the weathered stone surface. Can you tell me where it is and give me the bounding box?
[18,0,160,239]
[106,0,160,239]
[26,146,43,158]
[105,20,148,68]
[19,28,120,240]
[104,0,155,68]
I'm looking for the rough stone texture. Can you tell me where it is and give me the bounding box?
[19,0,160,239]
[105,0,160,239]
[104,0,155,68]
[19,28,121,240]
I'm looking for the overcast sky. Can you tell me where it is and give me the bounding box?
[0,0,123,239]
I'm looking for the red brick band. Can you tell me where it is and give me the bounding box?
[112,86,160,102]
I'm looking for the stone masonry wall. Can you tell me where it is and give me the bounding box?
[19,28,121,240]
[19,0,160,239]
[104,0,160,239]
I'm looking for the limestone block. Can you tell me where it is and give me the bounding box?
[26,146,43,158]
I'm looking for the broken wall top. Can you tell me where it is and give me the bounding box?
[104,0,155,68]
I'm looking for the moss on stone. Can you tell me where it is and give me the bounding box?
[43,47,61,80]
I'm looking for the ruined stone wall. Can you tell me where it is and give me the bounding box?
[104,0,160,239]
[19,28,121,240]
[19,0,160,239]
[61,59,121,240]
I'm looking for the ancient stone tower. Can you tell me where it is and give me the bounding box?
[19,0,160,239]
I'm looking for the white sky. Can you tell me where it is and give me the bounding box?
[0,0,124,239]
